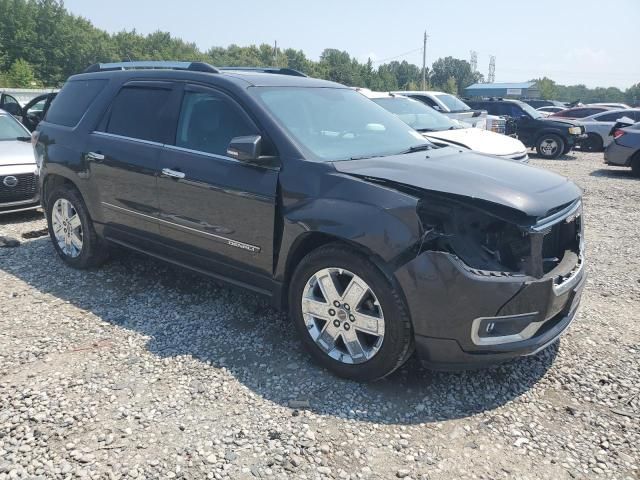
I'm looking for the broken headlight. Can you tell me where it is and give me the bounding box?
[417,195,530,274]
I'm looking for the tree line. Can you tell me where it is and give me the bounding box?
[1,0,638,105]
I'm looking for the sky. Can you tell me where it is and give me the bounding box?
[63,0,640,89]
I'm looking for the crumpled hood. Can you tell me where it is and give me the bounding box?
[0,140,36,166]
[424,128,526,156]
[332,148,581,218]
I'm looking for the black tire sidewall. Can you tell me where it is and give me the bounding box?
[536,134,565,159]
[46,186,105,269]
[288,244,414,381]
[584,133,603,152]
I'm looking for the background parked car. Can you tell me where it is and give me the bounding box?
[357,89,528,162]
[604,122,640,176]
[550,106,612,119]
[589,102,631,110]
[0,109,40,214]
[20,92,57,131]
[465,98,586,159]
[391,90,504,132]
[537,106,567,116]
[0,92,23,117]
[579,109,640,151]
[523,99,567,109]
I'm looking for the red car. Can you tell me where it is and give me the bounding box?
[550,106,612,119]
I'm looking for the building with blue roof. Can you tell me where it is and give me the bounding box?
[463,82,540,99]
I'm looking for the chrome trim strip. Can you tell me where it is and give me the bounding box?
[471,312,540,346]
[91,131,164,147]
[531,200,582,233]
[101,202,261,253]
[163,144,241,164]
[553,254,585,295]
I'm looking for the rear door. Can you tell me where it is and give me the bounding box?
[85,81,180,245]
[156,84,279,291]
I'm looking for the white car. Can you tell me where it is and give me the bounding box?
[578,108,640,151]
[391,90,505,133]
[536,106,567,117]
[358,90,528,162]
[0,109,40,214]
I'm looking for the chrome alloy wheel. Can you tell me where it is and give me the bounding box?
[51,198,83,258]
[301,268,385,364]
[540,138,559,156]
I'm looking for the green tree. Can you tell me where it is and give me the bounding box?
[444,76,458,95]
[6,58,37,87]
[625,83,640,106]
[532,77,557,100]
[430,56,480,93]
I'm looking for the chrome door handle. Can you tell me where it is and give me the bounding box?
[161,168,185,179]
[87,151,104,161]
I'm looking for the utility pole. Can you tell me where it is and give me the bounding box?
[470,50,478,73]
[422,31,428,90]
[274,40,278,66]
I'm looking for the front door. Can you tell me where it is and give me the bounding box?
[85,81,179,245]
[156,84,279,291]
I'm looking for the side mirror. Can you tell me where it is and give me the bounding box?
[227,135,262,162]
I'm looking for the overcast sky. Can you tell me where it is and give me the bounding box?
[64,0,640,89]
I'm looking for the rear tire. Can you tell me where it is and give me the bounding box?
[631,153,640,178]
[536,134,565,159]
[46,185,108,269]
[289,243,414,381]
[581,133,603,152]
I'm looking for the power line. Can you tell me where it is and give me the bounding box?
[370,47,423,65]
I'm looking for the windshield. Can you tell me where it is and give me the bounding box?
[433,94,471,112]
[0,114,29,141]
[515,101,543,119]
[252,87,431,161]
[372,97,459,132]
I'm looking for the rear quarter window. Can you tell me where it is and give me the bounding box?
[45,79,108,127]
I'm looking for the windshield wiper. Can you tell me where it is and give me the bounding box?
[16,136,31,142]
[416,128,436,132]
[398,143,433,154]
[349,154,386,160]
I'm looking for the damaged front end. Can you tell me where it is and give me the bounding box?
[391,189,586,369]
[415,192,584,282]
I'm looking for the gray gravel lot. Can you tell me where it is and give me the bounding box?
[1,151,639,480]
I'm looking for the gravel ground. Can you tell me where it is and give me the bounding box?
[1,151,639,480]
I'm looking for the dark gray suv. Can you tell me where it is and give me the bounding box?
[35,61,586,381]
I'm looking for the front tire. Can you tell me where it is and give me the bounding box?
[289,243,414,381]
[631,153,640,178]
[46,185,108,269]
[536,134,565,159]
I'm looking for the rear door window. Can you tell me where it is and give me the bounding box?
[105,86,173,143]
[45,79,108,127]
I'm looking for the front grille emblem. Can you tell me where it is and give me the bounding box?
[2,176,18,188]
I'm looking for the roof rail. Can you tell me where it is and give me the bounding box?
[83,61,220,74]
[218,67,307,77]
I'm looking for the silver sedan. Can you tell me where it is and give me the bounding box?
[0,110,40,214]
[578,109,640,151]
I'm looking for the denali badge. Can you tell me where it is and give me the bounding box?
[2,176,18,188]
[227,239,261,253]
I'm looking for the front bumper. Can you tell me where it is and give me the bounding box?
[395,250,585,370]
[570,133,589,147]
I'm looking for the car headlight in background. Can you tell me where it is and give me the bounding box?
[568,126,582,135]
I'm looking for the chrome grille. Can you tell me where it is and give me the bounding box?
[0,173,38,203]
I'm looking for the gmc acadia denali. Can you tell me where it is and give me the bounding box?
[35,62,586,381]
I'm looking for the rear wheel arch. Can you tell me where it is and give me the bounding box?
[42,174,79,209]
